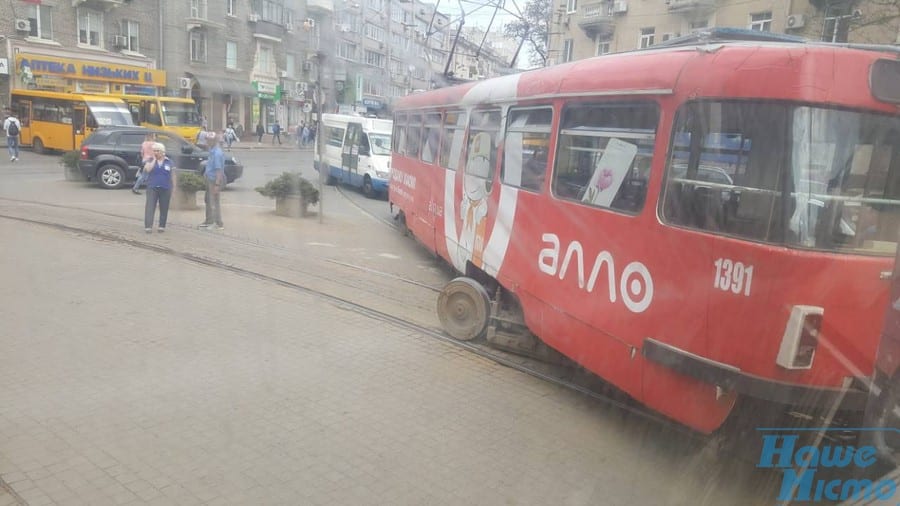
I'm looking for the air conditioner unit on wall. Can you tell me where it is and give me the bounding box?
[248,13,260,22]
[305,18,316,29]
[179,77,192,89]
[786,14,806,29]
[15,19,31,32]
[297,82,308,92]
[279,70,289,78]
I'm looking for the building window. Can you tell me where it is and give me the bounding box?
[749,12,772,32]
[566,0,577,14]
[190,0,208,19]
[363,78,383,96]
[285,53,295,77]
[639,27,655,48]
[226,41,238,69]
[338,42,357,60]
[190,31,207,62]
[122,20,139,52]
[226,0,235,16]
[367,0,384,11]
[77,9,102,47]
[562,39,573,63]
[26,5,52,40]
[596,39,610,56]
[258,45,273,74]
[823,7,851,42]
[690,20,708,32]
[365,24,385,42]
[365,50,385,67]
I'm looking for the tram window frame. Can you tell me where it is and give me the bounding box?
[502,107,553,193]
[464,109,502,184]
[551,102,659,214]
[405,114,423,159]
[439,110,467,170]
[420,112,442,164]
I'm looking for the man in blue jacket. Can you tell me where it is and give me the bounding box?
[199,132,225,230]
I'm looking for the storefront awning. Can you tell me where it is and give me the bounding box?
[192,75,256,97]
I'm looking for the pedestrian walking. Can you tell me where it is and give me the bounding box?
[301,124,310,148]
[199,133,225,230]
[224,123,237,151]
[272,120,282,145]
[143,142,175,233]
[256,122,265,144]
[4,110,22,162]
[132,132,156,194]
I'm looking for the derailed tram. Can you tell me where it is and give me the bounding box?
[388,31,900,455]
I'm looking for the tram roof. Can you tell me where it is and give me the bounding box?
[394,35,898,113]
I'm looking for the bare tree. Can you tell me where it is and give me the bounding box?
[503,0,551,68]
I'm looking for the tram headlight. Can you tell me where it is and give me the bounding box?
[776,305,823,370]
[375,170,389,178]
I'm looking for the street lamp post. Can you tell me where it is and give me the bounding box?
[315,51,326,224]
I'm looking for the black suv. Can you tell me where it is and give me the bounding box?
[78,126,244,189]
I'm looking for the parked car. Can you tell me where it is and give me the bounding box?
[78,126,243,189]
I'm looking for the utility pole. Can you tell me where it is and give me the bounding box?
[316,51,326,224]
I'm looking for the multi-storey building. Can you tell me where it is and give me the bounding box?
[450,26,516,80]
[0,0,164,108]
[548,0,900,64]
[0,0,513,133]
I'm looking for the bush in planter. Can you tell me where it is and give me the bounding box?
[60,150,85,181]
[177,171,208,192]
[256,172,319,217]
[173,171,207,210]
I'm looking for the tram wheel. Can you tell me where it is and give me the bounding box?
[437,277,491,341]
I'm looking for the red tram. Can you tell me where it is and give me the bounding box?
[388,33,900,435]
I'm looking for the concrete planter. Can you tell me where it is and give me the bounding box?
[173,189,199,210]
[274,195,310,218]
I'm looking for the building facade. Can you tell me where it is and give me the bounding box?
[0,0,514,134]
[549,0,900,64]
[0,0,164,107]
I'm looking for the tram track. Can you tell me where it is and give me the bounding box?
[0,197,696,441]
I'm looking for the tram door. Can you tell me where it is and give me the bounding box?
[341,122,362,186]
[72,106,87,150]
[862,245,900,468]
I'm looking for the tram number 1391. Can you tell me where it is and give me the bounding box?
[713,258,754,296]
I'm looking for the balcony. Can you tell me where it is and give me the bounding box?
[576,3,615,38]
[71,0,124,11]
[252,21,286,41]
[307,0,334,15]
[666,0,715,13]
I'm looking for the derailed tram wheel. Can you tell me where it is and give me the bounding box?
[437,277,490,341]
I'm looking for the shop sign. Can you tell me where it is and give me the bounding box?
[362,98,383,109]
[252,81,282,101]
[0,58,8,75]
[78,81,109,94]
[35,75,68,90]
[15,54,166,86]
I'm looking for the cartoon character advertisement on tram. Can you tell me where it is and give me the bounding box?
[458,131,492,268]
[443,75,523,279]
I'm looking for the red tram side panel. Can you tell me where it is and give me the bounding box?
[389,43,900,433]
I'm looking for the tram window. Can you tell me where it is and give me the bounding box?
[465,109,502,183]
[439,110,467,170]
[503,108,552,192]
[392,114,406,153]
[552,103,658,213]
[421,113,442,164]
[662,101,900,255]
[406,114,422,158]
